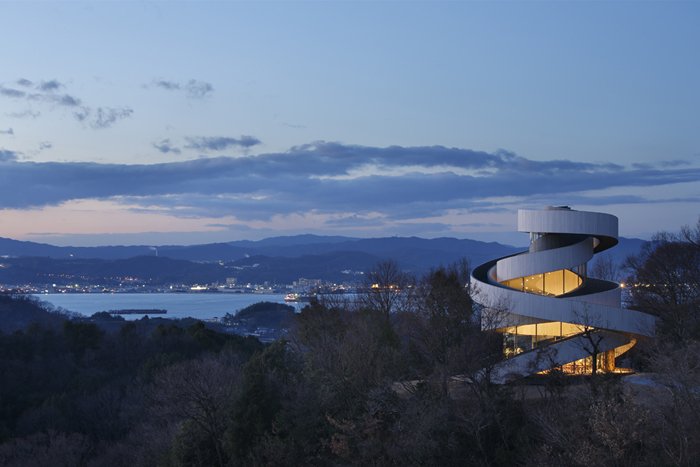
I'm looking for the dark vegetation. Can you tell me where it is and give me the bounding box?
[220,302,296,341]
[0,294,67,333]
[221,301,295,329]
[0,221,698,466]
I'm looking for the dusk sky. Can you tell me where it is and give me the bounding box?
[1,1,698,247]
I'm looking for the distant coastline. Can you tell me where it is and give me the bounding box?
[34,292,295,322]
[109,308,167,315]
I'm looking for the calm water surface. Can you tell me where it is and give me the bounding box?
[33,293,293,321]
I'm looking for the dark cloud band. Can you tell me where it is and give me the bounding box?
[185,136,261,151]
[0,143,696,225]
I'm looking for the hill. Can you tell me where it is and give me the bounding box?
[0,235,647,286]
[0,294,67,333]
[222,301,296,330]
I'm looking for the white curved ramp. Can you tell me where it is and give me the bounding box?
[471,207,655,384]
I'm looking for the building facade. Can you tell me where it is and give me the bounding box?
[471,206,656,383]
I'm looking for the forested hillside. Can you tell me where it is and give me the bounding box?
[0,219,697,466]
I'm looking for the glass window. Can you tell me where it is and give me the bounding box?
[563,269,581,292]
[544,270,564,295]
[524,273,545,294]
[500,268,583,296]
[502,277,524,291]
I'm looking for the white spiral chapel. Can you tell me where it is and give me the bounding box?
[471,207,656,383]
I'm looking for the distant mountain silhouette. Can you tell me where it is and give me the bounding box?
[0,234,647,285]
[0,237,154,260]
[0,256,226,286]
[229,234,354,248]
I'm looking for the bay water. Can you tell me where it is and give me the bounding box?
[33,293,294,321]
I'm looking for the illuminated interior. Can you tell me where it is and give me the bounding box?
[470,209,654,382]
[497,266,616,373]
[543,350,633,375]
[500,322,584,358]
[499,268,586,358]
[500,267,584,296]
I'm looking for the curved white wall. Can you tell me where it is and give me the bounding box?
[471,207,656,383]
[518,208,618,241]
[496,236,594,281]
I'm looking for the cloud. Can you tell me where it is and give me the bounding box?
[325,215,387,228]
[184,80,213,98]
[73,106,133,129]
[0,86,26,98]
[153,80,180,91]
[659,159,690,167]
[6,110,40,119]
[49,94,81,107]
[0,149,19,162]
[1,79,80,107]
[0,79,130,129]
[282,122,307,129]
[152,78,214,98]
[153,138,181,155]
[522,193,700,207]
[38,80,63,92]
[22,92,82,107]
[457,222,506,228]
[0,142,698,237]
[0,128,13,136]
[91,107,134,129]
[184,136,261,151]
[39,141,52,151]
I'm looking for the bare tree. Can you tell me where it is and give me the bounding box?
[649,340,700,465]
[360,260,415,319]
[0,430,90,467]
[572,306,611,379]
[146,353,242,466]
[590,254,621,282]
[625,231,700,342]
[680,217,700,248]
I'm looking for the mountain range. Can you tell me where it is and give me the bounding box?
[0,235,647,285]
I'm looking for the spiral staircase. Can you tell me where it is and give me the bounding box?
[471,207,656,384]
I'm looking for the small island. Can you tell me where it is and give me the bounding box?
[220,301,295,342]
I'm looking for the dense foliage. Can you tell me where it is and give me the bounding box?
[0,227,699,466]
